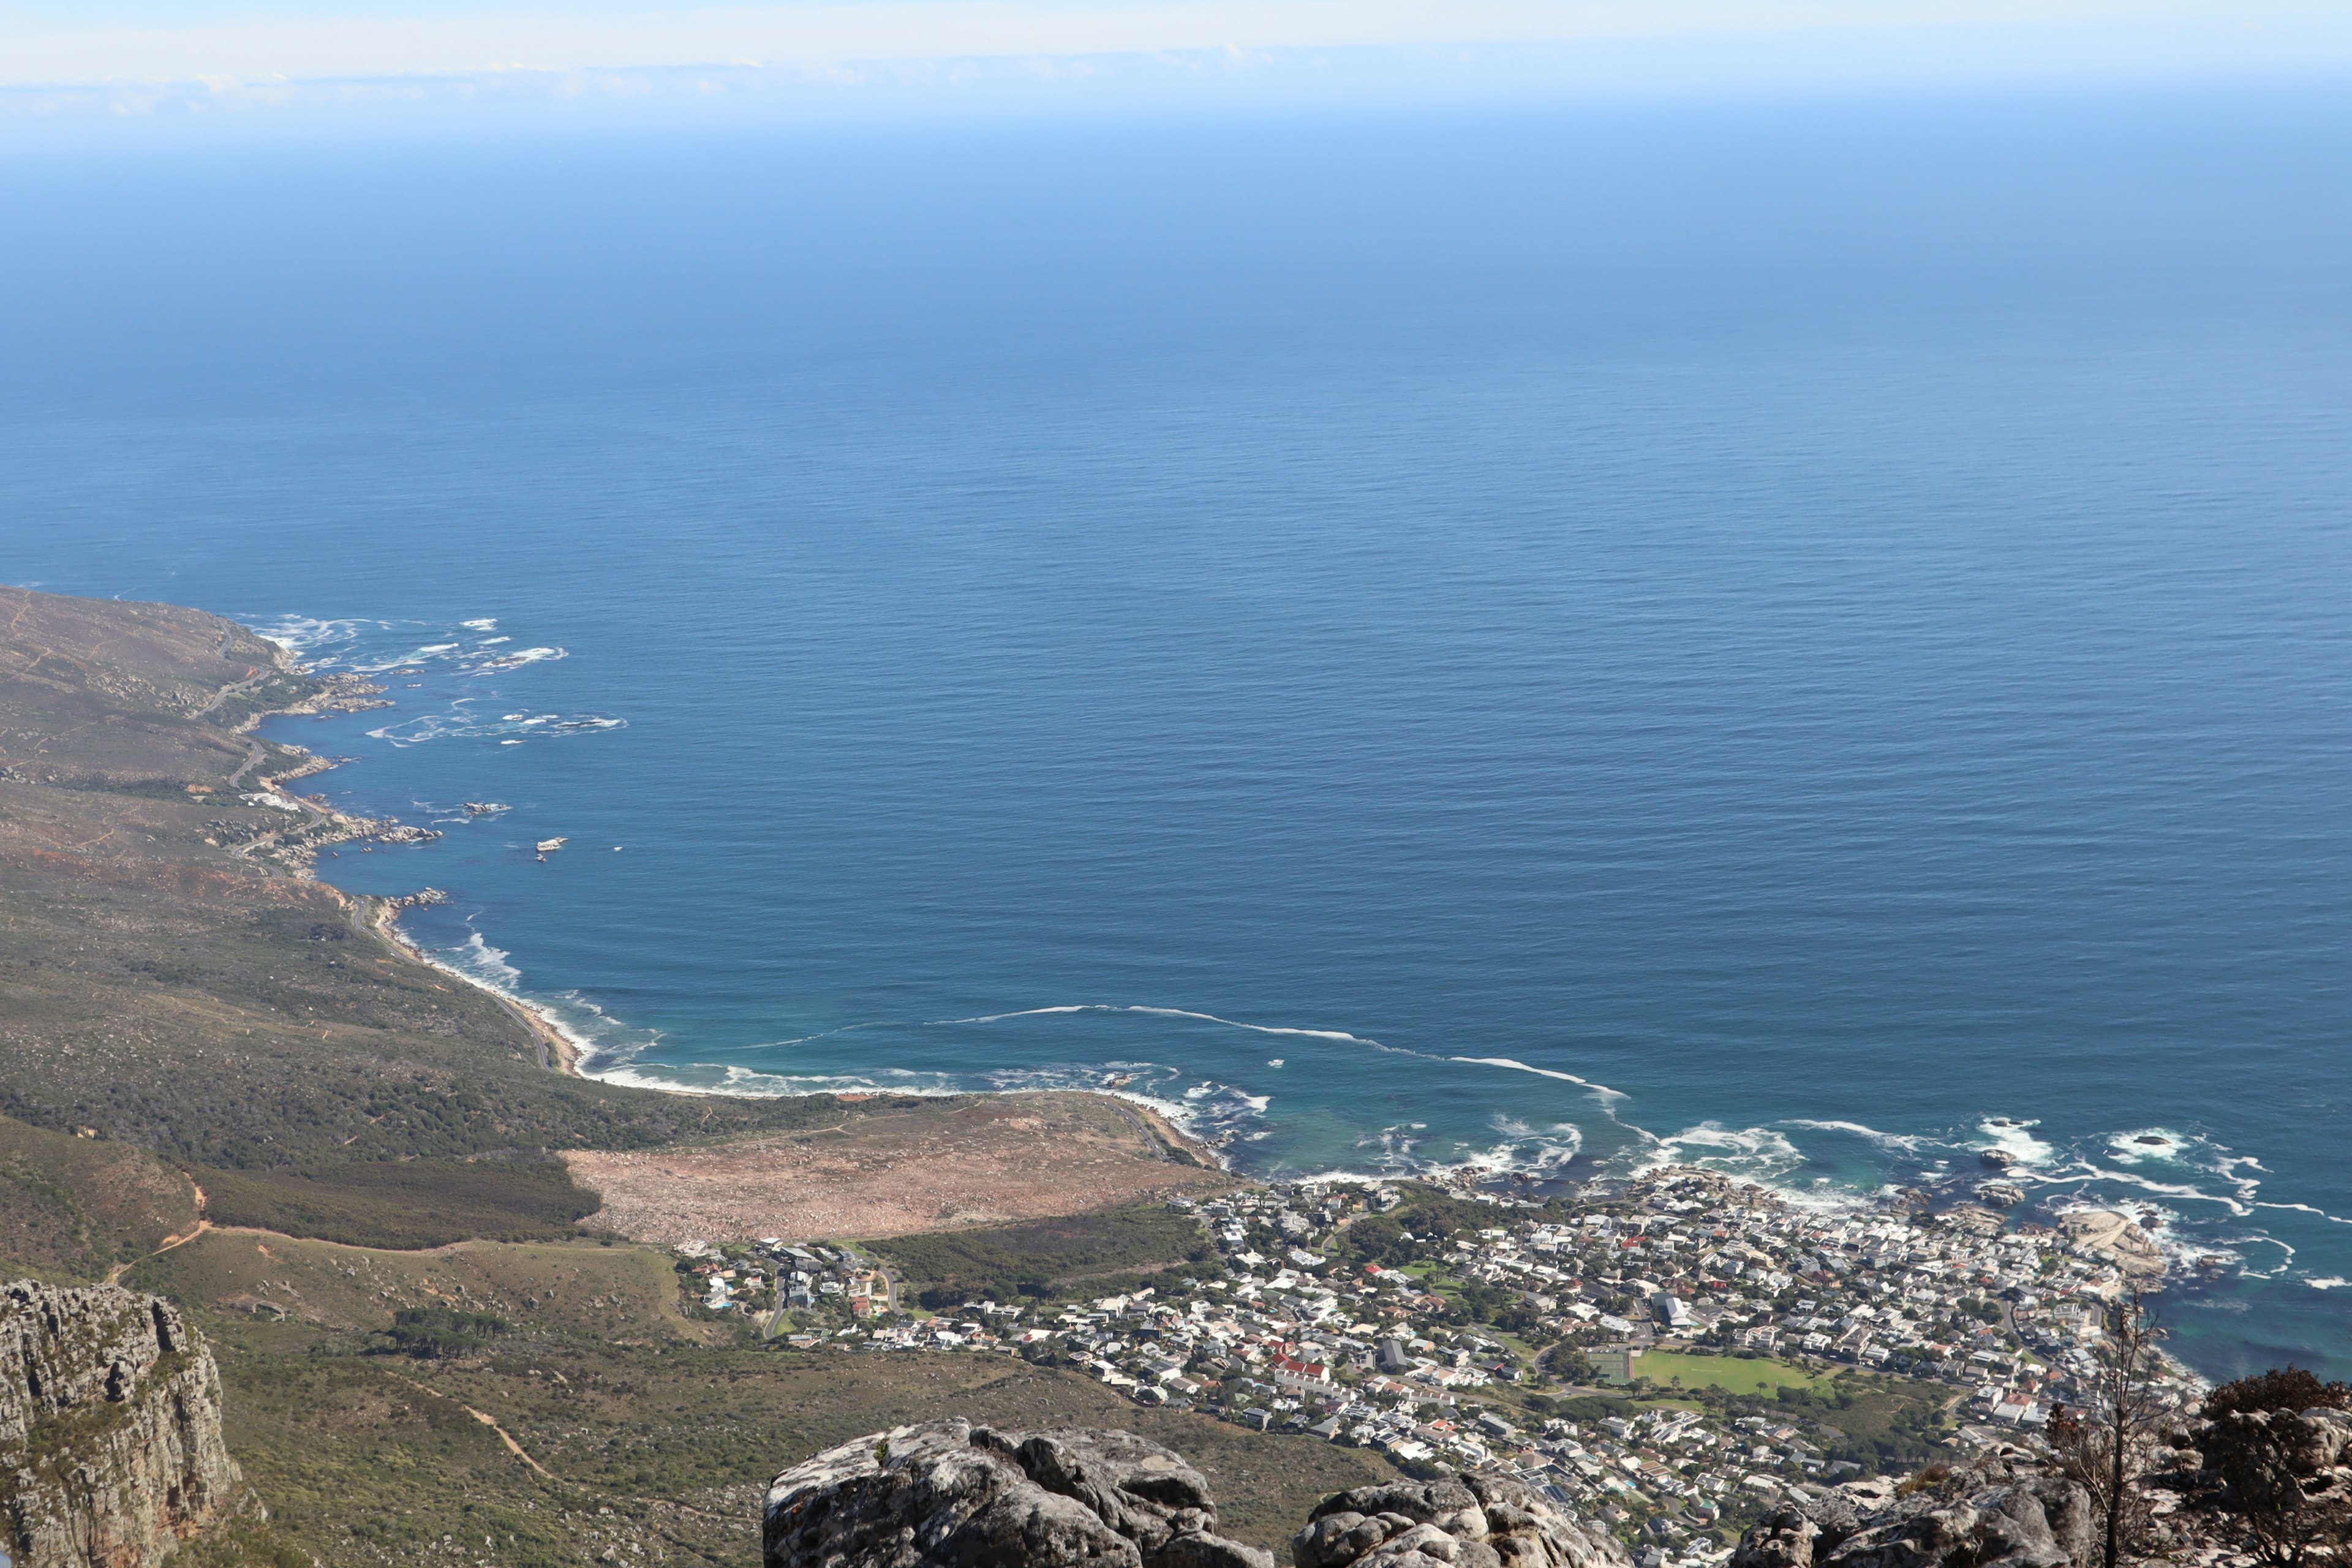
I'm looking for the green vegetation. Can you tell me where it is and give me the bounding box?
[1612,1365,1958,1473]
[385,1305,512,1359]
[199,1156,601,1250]
[0,1112,200,1278]
[146,1223,1395,1567]
[1632,1349,1839,1398]
[1382,1188,1574,1243]
[871,1203,1216,1307]
[1529,1392,1638,1425]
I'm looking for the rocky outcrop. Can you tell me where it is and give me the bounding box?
[764,1420,1273,1568]
[2057,1211,2163,1284]
[766,1428,1634,1568]
[1,1280,241,1568]
[2201,1406,2352,1480]
[1731,1467,2094,1568]
[1292,1474,1629,1568]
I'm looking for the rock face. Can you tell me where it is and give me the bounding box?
[765,1420,1274,1568]
[1,1280,241,1568]
[1731,1468,2095,1568]
[1292,1474,1630,1568]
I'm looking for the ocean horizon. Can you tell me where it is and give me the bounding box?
[7,88,2349,1382]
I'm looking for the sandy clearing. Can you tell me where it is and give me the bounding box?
[564,1091,1232,1245]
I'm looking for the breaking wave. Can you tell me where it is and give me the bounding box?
[413,926,662,1072]
[371,901,2352,1298]
[1449,1057,1630,1104]
[1784,1118,1939,1155]
[241,612,615,748]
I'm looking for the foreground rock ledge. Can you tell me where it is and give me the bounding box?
[1730,1464,2095,1568]
[1292,1474,1630,1568]
[767,1420,1276,1568]
[766,1423,1637,1568]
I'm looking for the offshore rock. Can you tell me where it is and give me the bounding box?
[764,1420,1273,1568]
[1,1280,241,1568]
[1294,1474,1630,1568]
[1731,1468,2095,1568]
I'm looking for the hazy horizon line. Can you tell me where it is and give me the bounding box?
[4,0,2350,141]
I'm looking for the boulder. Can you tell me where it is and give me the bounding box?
[764,1420,1274,1568]
[1294,1474,1629,1568]
[1732,1471,2095,1568]
[2209,1408,2352,1477]
[1730,1508,1818,1568]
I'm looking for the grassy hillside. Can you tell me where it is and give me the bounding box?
[195,1156,606,1250]
[869,1202,1218,1305]
[0,1112,202,1280]
[134,1226,1395,1567]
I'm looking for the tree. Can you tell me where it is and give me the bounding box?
[2199,1366,2352,1568]
[2045,1289,2166,1568]
[2207,1367,2351,1422]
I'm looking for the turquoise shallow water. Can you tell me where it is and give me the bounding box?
[5,92,2350,1380]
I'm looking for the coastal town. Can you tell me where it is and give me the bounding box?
[674,1165,2200,1561]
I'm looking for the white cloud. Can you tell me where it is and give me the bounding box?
[0,0,2337,83]
[0,0,2346,125]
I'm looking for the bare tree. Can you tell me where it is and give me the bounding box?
[2046,1289,2166,1568]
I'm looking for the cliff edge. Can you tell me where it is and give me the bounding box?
[1,1280,239,1568]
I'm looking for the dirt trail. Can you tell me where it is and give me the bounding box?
[375,1370,741,1520]
[109,1181,214,1284]
[107,1222,213,1284]
[382,1371,555,1479]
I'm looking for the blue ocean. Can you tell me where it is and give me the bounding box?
[6,91,2348,1381]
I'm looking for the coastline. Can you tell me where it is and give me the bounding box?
[228,614,2262,1292]
[239,651,1235,1175]
[358,895,584,1077]
[235,628,587,1079]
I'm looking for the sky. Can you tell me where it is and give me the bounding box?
[3,0,2350,138]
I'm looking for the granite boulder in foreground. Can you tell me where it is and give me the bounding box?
[766,1420,1275,1568]
[1731,1464,2095,1568]
[765,1423,1637,1568]
[1291,1474,1630,1568]
[1,1280,241,1568]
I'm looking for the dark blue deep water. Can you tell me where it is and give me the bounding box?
[6,92,2349,1381]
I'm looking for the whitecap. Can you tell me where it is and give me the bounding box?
[1784,1118,1936,1155]
[1974,1116,2056,1166]
[2103,1127,2196,1166]
[364,707,627,747]
[243,614,394,656]
[1447,1056,1630,1104]
[2038,1163,2254,1217]
[446,930,522,989]
[463,646,567,675]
